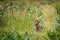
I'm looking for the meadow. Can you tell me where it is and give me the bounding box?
[0,0,60,40]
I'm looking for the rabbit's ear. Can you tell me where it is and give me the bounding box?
[36,18,41,21]
[36,18,39,20]
[36,18,39,21]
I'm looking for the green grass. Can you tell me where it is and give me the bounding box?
[0,0,59,40]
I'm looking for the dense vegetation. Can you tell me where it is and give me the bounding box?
[0,0,60,40]
[47,2,60,40]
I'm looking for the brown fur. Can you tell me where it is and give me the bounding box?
[35,19,42,31]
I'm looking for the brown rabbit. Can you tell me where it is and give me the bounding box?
[35,18,42,31]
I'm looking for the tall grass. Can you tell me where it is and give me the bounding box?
[0,0,59,40]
